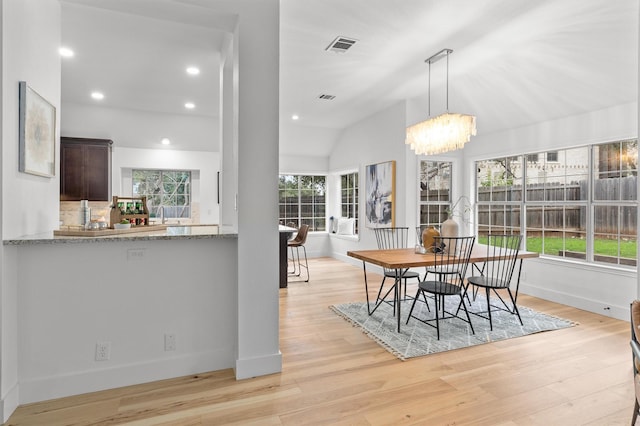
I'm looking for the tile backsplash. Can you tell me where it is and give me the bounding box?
[59,201,200,226]
[60,201,111,226]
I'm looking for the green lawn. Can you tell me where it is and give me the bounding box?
[479,236,637,259]
[526,237,636,259]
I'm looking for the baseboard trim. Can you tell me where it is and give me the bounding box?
[235,351,282,380]
[520,282,628,321]
[1,381,19,423]
[333,252,384,274]
[19,349,234,405]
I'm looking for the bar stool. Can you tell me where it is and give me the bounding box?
[288,224,309,282]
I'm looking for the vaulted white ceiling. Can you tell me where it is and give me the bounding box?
[60,0,638,155]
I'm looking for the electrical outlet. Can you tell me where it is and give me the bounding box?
[127,248,146,261]
[164,334,176,351]
[95,341,111,361]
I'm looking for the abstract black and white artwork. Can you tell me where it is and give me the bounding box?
[365,160,395,228]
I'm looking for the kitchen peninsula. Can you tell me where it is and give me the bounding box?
[3,225,239,405]
[6,224,229,245]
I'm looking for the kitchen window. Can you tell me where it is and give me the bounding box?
[133,170,191,219]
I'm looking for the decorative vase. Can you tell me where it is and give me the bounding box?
[440,217,459,253]
[421,226,440,251]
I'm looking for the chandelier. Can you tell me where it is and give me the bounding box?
[405,48,476,155]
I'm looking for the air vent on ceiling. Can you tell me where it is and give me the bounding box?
[318,94,336,100]
[325,36,357,53]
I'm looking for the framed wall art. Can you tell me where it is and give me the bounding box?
[365,160,395,228]
[19,81,56,177]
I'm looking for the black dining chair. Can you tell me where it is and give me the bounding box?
[369,227,421,315]
[406,235,476,340]
[464,234,523,330]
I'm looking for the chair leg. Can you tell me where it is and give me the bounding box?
[403,278,407,300]
[434,292,440,340]
[486,287,493,331]
[289,246,300,276]
[505,288,523,325]
[288,247,297,274]
[288,246,309,282]
[406,290,421,324]
[301,245,309,282]
[460,294,475,335]
[376,276,388,304]
[422,289,431,312]
[294,247,301,276]
[455,283,471,316]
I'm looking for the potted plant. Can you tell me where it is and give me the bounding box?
[114,219,131,230]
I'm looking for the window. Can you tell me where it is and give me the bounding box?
[593,140,637,266]
[133,170,191,218]
[476,140,638,267]
[279,175,326,231]
[418,160,452,228]
[524,147,589,259]
[476,156,523,237]
[340,172,359,233]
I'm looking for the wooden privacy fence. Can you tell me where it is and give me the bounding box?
[476,176,637,235]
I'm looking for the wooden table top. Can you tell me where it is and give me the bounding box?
[347,244,539,269]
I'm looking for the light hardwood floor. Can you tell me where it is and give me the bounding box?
[6,257,634,425]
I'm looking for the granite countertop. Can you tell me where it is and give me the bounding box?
[3,225,237,245]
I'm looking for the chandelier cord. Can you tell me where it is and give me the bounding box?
[446,50,449,112]
[428,60,431,117]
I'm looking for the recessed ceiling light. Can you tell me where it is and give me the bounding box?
[292,115,299,120]
[186,66,200,76]
[91,92,104,100]
[161,138,171,145]
[59,47,74,58]
[184,102,195,109]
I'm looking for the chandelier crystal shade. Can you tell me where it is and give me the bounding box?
[406,112,476,155]
[405,48,476,155]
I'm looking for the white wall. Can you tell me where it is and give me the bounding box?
[280,123,342,157]
[14,238,237,404]
[280,154,328,174]
[464,102,637,160]
[328,101,412,262]
[113,147,220,225]
[1,0,61,420]
[2,0,61,240]
[61,102,219,152]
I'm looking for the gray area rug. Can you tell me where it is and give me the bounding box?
[330,294,576,360]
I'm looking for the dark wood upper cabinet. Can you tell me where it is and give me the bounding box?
[60,137,113,201]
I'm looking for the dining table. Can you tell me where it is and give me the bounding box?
[347,244,539,332]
